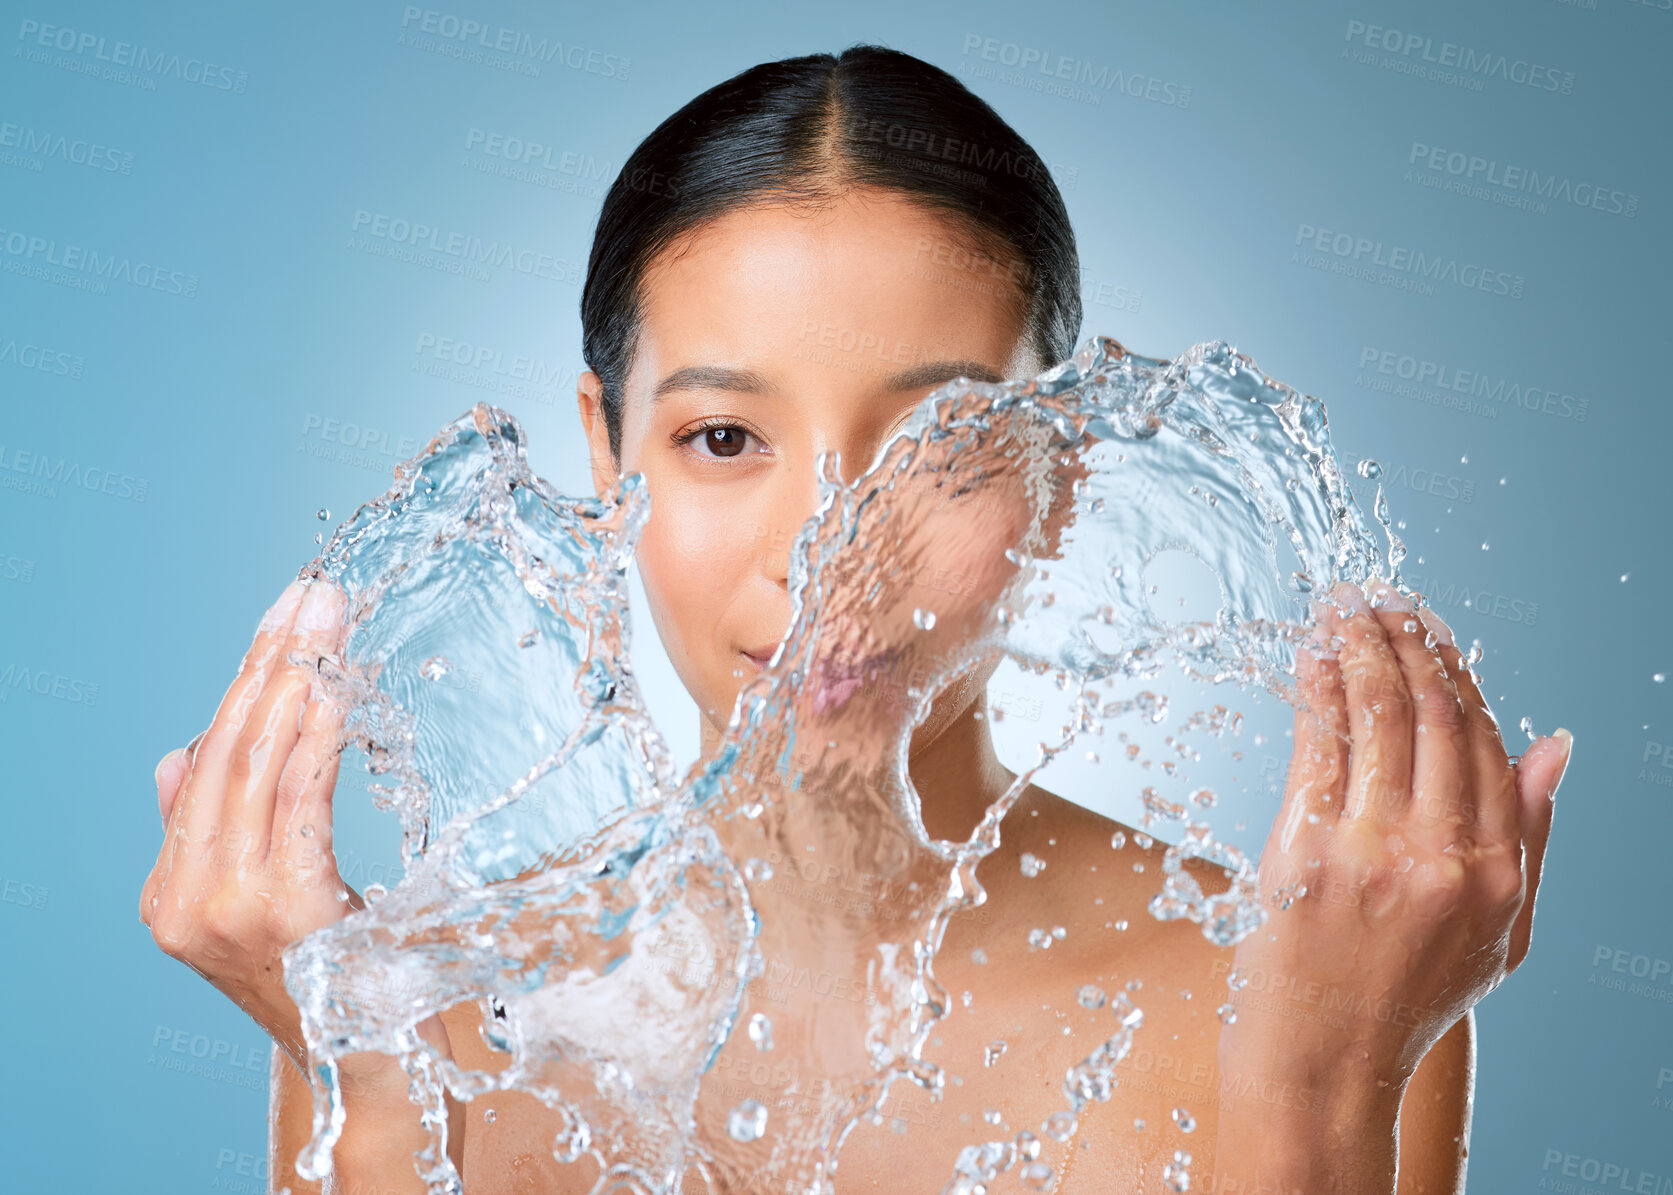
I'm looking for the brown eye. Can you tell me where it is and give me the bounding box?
[704,427,746,457]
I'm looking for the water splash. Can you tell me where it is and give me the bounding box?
[279,336,1417,1193]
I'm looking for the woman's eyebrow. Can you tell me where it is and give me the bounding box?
[653,365,772,401]
[652,360,1004,401]
[884,360,1006,390]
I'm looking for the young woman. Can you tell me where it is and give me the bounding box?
[141,45,1571,1193]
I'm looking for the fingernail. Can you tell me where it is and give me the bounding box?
[259,580,307,631]
[1364,577,1411,612]
[296,581,342,632]
[154,746,186,786]
[1550,727,1574,795]
[1417,604,1455,647]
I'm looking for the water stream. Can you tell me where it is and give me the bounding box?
[280,335,1413,1194]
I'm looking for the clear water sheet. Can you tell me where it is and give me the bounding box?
[280,335,1407,1194]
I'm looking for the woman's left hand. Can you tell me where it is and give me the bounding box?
[1215,577,1570,1162]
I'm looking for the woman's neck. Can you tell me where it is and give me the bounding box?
[696,689,1018,845]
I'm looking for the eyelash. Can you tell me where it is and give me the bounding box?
[671,417,768,459]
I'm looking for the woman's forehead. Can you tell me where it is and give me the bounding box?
[629,193,1028,384]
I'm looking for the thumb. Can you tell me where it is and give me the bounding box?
[1507,727,1572,968]
[154,745,192,824]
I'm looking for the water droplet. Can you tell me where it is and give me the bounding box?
[1134,1118,1146,1132]
[1016,1131,1042,1161]
[1134,832,1153,850]
[983,1107,1004,1125]
[1656,673,1667,684]
[727,1100,767,1142]
[985,1041,1008,1067]
[364,883,387,905]
[1022,1162,1054,1190]
[1043,1110,1078,1141]
[1113,919,1129,931]
[1356,459,1381,479]
[484,1108,496,1123]
[1109,830,1126,850]
[1227,967,1248,991]
[1289,570,1314,594]
[1481,541,1490,552]
[971,947,988,965]
[420,655,452,681]
[1172,1107,1196,1133]
[1217,1003,1237,1024]
[743,858,773,882]
[316,508,330,521]
[1020,852,1046,878]
[913,608,937,630]
[1077,984,1106,1010]
[1519,716,1535,741]
[299,824,314,838]
[748,1013,773,1051]
[1027,928,1053,950]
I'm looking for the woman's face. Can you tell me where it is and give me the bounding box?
[577,187,1036,746]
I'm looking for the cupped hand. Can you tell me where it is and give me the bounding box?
[140,575,360,1071]
[1224,576,1571,1087]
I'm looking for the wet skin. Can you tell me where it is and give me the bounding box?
[149,185,1568,1193]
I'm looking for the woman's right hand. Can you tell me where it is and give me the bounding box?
[140,575,358,1072]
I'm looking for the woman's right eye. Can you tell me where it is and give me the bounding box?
[677,423,760,460]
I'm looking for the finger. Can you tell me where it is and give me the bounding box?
[1363,579,1472,841]
[270,656,352,894]
[1330,581,1414,823]
[1415,603,1517,841]
[222,579,349,861]
[155,747,191,824]
[142,732,211,927]
[172,579,309,857]
[1279,599,1351,845]
[1507,728,1571,969]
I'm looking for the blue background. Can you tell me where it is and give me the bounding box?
[1,1,1668,1191]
